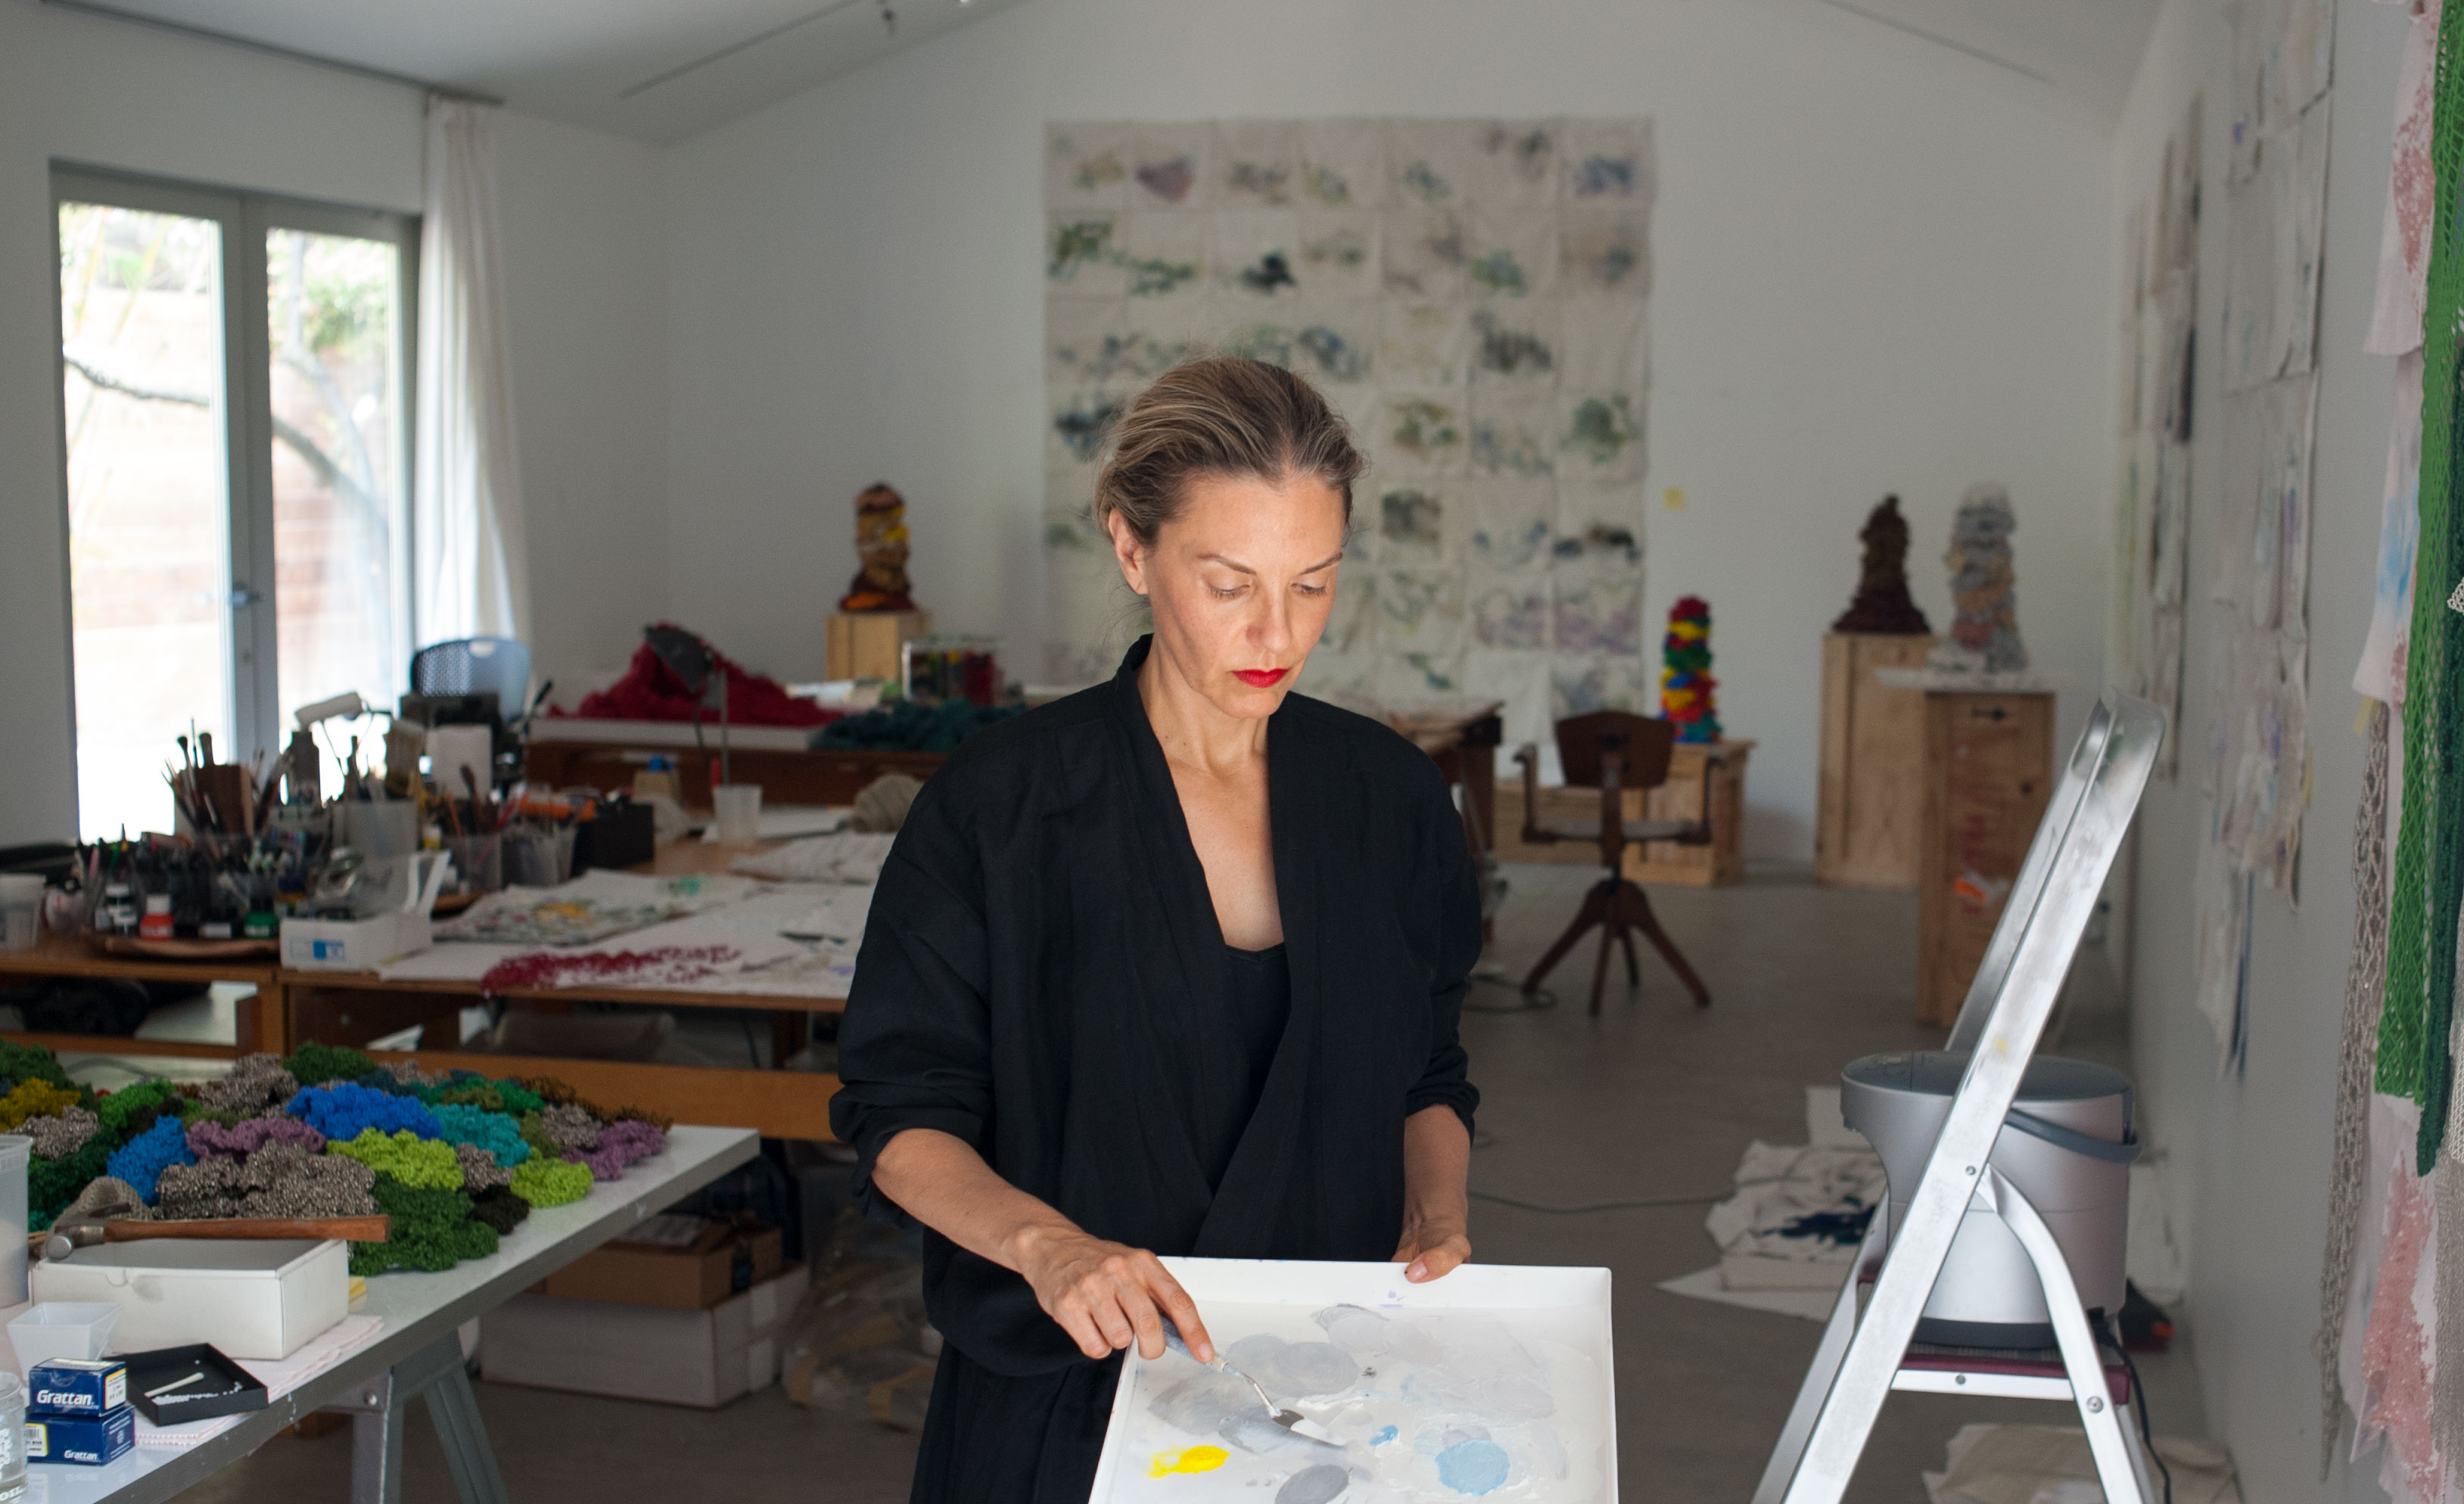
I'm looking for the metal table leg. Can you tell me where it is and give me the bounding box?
[328,1333,511,1504]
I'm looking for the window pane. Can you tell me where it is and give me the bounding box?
[266,228,406,726]
[58,202,234,841]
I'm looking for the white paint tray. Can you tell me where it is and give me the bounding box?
[1092,1258,1616,1503]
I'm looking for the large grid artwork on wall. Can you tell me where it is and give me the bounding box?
[1041,117,1655,750]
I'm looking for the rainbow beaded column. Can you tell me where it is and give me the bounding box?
[1660,596,1719,743]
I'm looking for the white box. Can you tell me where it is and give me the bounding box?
[1091,1259,1618,1503]
[280,910,433,971]
[479,1263,807,1409]
[282,850,450,971]
[30,1238,349,1360]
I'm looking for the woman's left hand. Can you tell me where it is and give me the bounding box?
[1393,1221,1471,1283]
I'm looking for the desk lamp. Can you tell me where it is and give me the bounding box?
[644,626,730,787]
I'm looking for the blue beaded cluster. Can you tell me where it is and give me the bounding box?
[104,1116,195,1204]
[284,1083,442,1142]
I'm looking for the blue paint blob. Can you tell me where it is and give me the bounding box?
[1435,1440,1510,1496]
[1371,1425,1398,1447]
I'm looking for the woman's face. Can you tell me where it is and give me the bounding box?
[1111,471,1348,720]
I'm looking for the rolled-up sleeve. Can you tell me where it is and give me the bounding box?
[828,783,994,1225]
[1403,773,1482,1137]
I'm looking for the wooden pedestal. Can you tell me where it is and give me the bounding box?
[1815,633,1936,889]
[1915,691,2055,1026]
[826,610,932,682]
[1495,741,1752,887]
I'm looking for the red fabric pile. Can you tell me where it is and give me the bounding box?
[554,626,835,728]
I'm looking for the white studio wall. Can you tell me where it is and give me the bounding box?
[660,0,2118,862]
[0,0,667,844]
[2111,0,2413,1499]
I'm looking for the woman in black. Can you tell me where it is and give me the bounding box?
[829,357,1481,1502]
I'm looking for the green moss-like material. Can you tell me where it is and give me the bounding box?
[489,1080,544,1114]
[0,1043,77,1095]
[509,1156,590,1208]
[96,1080,181,1136]
[328,1129,462,1191]
[350,1173,499,1276]
[30,1136,115,1223]
[515,1111,560,1161]
[282,1043,375,1089]
[425,1083,503,1112]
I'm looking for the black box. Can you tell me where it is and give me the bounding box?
[119,1344,269,1425]
[573,800,656,872]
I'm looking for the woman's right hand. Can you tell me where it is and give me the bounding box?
[1012,1225,1213,1364]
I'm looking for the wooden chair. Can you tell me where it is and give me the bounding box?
[1516,710,1719,1014]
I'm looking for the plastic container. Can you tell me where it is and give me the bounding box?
[504,825,577,888]
[1839,1051,2137,1347]
[0,1136,27,1307]
[443,832,503,895]
[426,724,494,801]
[0,1370,22,1485]
[341,798,419,861]
[0,875,39,952]
[8,1306,122,1372]
[711,785,764,846]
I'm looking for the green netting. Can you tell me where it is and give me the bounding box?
[2384,0,2464,1172]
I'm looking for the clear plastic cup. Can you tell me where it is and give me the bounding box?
[712,784,763,845]
[443,832,503,894]
[504,825,577,887]
[0,1369,22,1485]
[0,876,39,952]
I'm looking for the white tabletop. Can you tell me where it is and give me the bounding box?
[14,1123,759,1504]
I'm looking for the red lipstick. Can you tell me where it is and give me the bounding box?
[1234,668,1288,688]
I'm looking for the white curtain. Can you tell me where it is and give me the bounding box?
[414,97,531,647]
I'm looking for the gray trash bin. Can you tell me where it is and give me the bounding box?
[1840,1051,2136,1347]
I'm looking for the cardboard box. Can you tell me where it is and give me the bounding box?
[481,1263,807,1409]
[26,1406,135,1465]
[30,1239,348,1361]
[540,1219,783,1310]
[26,1358,126,1415]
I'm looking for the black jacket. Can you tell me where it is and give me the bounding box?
[829,636,1480,1499]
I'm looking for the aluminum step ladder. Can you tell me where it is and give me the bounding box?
[1754,694,2166,1504]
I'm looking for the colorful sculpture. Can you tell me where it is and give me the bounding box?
[838,483,917,613]
[1928,483,2027,673]
[1830,495,1933,635]
[1660,595,1720,744]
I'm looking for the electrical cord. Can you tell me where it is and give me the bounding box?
[1469,1189,1725,1215]
[2104,1315,2174,1504]
[1462,972,1558,1014]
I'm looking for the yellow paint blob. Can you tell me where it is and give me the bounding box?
[1148,1446,1230,1477]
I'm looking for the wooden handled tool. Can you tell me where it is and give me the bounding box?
[102,1216,390,1243]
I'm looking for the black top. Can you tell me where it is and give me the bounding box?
[1209,943,1292,1189]
[829,636,1480,1502]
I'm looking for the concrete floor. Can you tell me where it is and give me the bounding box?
[174,863,2204,1502]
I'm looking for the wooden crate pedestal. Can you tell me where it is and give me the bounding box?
[1915,689,2055,1026]
[826,609,932,682]
[1815,632,1934,890]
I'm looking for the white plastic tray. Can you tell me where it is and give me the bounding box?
[1090,1258,1616,1504]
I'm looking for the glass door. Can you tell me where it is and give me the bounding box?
[56,193,242,841]
[54,168,415,840]
[262,219,413,730]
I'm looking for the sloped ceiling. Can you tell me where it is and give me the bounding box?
[53,0,2159,145]
[52,0,1028,145]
